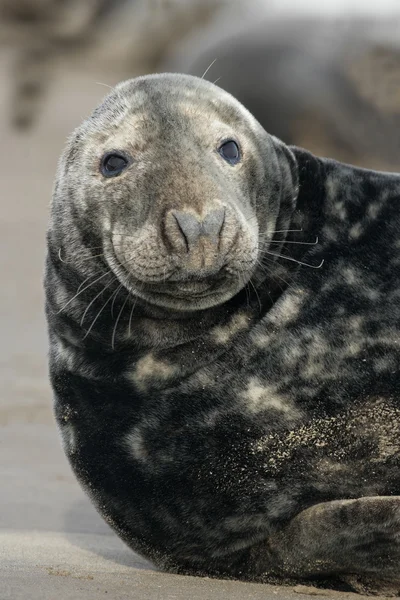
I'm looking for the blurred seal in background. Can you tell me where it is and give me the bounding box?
[165,4,400,171]
[0,0,228,128]
[4,0,400,174]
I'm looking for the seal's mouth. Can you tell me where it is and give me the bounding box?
[147,277,222,300]
[162,282,213,297]
[108,248,243,310]
[142,283,237,311]
[107,222,258,310]
[137,269,233,305]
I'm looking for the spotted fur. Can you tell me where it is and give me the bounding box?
[45,73,400,592]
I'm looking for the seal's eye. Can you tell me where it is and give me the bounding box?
[218,140,241,165]
[101,152,129,177]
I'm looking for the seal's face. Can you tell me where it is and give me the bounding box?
[59,74,292,310]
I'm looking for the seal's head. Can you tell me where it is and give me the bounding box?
[54,73,298,311]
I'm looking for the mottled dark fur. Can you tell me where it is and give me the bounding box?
[45,74,400,592]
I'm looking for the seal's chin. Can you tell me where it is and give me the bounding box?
[134,277,244,311]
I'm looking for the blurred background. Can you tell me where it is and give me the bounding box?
[2,0,400,595]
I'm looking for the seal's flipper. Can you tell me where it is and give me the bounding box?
[262,497,400,582]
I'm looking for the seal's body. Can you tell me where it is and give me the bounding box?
[45,74,400,588]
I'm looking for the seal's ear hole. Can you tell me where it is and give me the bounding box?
[218,140,241,165]
[100,152,130,178]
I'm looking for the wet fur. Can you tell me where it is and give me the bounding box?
[45,73,400,593]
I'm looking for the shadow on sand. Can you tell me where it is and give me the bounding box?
[63,497,156,571]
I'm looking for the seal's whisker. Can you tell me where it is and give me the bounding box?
[259,236,318,247]
[58,271,112,314]
[212,76,222,85]
[244,213,267,225]
[244,274,252,310]
[128,301,135,338]
[83,239,137,252]
[82,287,116,340]
[80,278,115,326]
[264,250,324,269]
[95,81,113,90]
[257,228,304,235]
[112,292,130,350]
[110,284,123,319]
[74,267,119,293]
[248,277,262,313]
[110,235,158,247]
[257,256,292,288]
[128,288,141,338]
[85,240,139,248]
[244,281,250,309]
[59,249,107,265]
[258,229,304,245]
[272,228,303,234]
[255,257,274,279]
[76,273,99,294]
[236,269,251,309]
[255,259,285,295]
[250,279,262,313]
[201,58,217,80]
[243,214,302,232]
[258,257,292,294]
[78,253,107,261]
[77,245,106,250]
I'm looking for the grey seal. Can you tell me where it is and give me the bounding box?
[45,73,400,592]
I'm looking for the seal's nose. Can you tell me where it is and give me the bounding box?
[167,207,225,251]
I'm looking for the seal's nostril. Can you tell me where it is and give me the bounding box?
[172,211,201,250]
[166,208,226,253]
[172,214,189,251]
[202,207,226,240]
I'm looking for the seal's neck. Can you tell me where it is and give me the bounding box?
[252,146,325,304]
[292,147,325,211]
